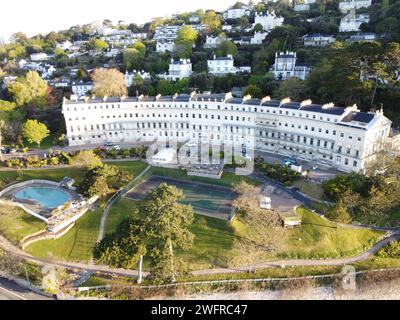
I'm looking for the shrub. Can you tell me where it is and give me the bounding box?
[49,157,59,166]
[377,241,400,258]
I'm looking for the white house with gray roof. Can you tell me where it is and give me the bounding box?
[159,59,193,81]
[62,92,394,173]
[271,51,312,80]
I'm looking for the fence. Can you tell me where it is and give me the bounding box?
[76,268,400,292]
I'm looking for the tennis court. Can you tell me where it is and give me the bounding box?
[124,175,235,220]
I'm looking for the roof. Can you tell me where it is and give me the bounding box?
[300,104,345,115]
[261,99,281,107]
[342,111,375,124]
[191,93,226,102]
[61,93,377,123]
[304,33,333,38]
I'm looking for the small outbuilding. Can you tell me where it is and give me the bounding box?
[260,196,272,210]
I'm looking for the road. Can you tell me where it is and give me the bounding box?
[0,276,51,300]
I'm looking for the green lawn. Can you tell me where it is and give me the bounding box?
[105,199,135,235]
[150,166,260,188]
[281,207,383,259]
[293,180,327,201]
[0,205,46,245]
[0,167,87,185]
[178,215,237,269]
[25,209,103,262]
[23,134,60,150]
[108,161,148,177]
[0,160,148,187]
[106,198,237,270]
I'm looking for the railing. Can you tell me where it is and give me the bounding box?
[76,268,400,292]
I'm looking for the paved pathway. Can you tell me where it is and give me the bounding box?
[0,275,51,300]
[98,164,151,242]
[1,230,399,281]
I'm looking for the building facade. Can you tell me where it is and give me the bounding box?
[71,81,94,97]
[302,34,335,46]
[339,10,370,32]
[271,51,312,80]
[339,0,372,13]
[62,92,393,173]
[223,8,251,20]
[253,10,284,31]
[156,41,175,53]
[159,59,193,81]
[207,55,237,76]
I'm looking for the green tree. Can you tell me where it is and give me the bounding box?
[123,42,146,71]
[89,39,109,51]
[94,183,195,284]
[8,71,50,108]
[244,84,263,99]
[216,39,238,58]
[201,10,222,32]
[253,23,264,33]
[93,217,147,283]
[326,201,352,224]
[92,68,128,98]
[71,150,103,170]
[274,78,309,101]
[175,26,198,58]
[0,100,17,161]
[21,119,50,147]
[139,184,194,283]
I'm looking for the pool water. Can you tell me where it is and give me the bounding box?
[15,187,71,209]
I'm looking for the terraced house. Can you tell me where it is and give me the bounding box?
[62,92,393,173]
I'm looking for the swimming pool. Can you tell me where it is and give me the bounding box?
[15,187,71,209]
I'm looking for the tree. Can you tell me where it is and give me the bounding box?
[244,84,262,99]
[175,26,198,58]
[201,10,223,32]
[216,39,238,58]
[8,71,51,109]
[326,201,352,224]
[92,68,128,98]
[0,100,17,161]
[71,150,103,170]
[89,39,109,51]
[94,183,194,284]
[123,42,146,71]
[253,23,264,33]
[140,184,194,283]
[230,181,286,266]
[21,119,49,147]
[274,78,309,101]
[54,47,66,59]
[93,217,147,283]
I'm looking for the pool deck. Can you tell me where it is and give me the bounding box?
[0,180,80,218]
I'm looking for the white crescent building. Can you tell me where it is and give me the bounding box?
[62,92,394,173]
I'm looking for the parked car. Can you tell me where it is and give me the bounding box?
[1,147,17,154]
[102,142,121,151]
[284,158,297,166]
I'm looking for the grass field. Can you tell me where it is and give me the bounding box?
[0,162,385,266]
[107,161,149,177]
[25,208,103,261]
[0,204,46,245]
[0,161,148,184]
[104,199,384,269]
[0,167,87,185]
[106,198,237,269]
[125,175,235,220]
[293,180,327,201]
[150,166,260,188]
[281,207,383,259]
